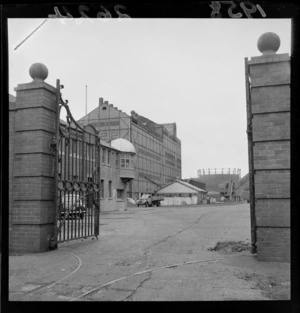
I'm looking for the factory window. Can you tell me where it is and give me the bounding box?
[120,154,132,168]
[107,150,111,165]
[126,157,130,168]
[102,149,106,164]
[112,151,115,165]
[109,181,112,198]
[116,153,119,167]
[100,180,104,198]
[117,189,124,199]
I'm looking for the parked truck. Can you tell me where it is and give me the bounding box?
[136,194,164,207]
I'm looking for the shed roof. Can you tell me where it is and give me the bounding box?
[156,179,207,194]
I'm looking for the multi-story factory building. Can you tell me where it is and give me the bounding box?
[78,98,182,199]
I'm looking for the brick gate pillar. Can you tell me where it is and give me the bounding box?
[9,63,58,253]
[246,33,290,262]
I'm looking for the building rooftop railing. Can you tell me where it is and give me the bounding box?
[197,168,241,177]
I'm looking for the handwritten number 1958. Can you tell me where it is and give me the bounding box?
[221,1,243,18]
[210,1,266,18]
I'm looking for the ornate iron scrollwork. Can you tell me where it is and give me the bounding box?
[65,181,73,191]
[88,184,94,192]
[80,183,87,191]
[66,115,71,125]
[56,81,100,244]
[65,137,70,146]
[73,182,80,191]
[58,181,64,191]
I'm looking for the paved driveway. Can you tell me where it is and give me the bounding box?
[8,203,290,301]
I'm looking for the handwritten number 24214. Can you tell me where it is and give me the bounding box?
[210,1,266,18]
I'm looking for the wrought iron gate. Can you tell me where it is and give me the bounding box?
[245,58,256,254]
[53,80,100,243]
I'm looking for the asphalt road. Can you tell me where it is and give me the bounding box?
[9,203,290,301]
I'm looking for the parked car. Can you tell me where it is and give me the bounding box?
[137,194,164,207]
[59,194,86,219]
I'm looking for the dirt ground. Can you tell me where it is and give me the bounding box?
[8,204,291,302]
[208,241,290,300]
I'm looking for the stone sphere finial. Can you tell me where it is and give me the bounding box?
[257,32,281,55]
[29,63,48,81]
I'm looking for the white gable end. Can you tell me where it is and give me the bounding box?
[157,182,198,194]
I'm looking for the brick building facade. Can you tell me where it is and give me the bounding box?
[78,100,182,199]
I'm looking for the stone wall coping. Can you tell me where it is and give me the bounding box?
[248,53,290,65]
[14,81,57,94]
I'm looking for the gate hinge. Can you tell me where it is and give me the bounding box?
[49,136,57,150]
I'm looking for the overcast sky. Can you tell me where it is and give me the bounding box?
[8,18,291,179]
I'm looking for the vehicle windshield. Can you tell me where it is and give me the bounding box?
[139,195,150,199]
